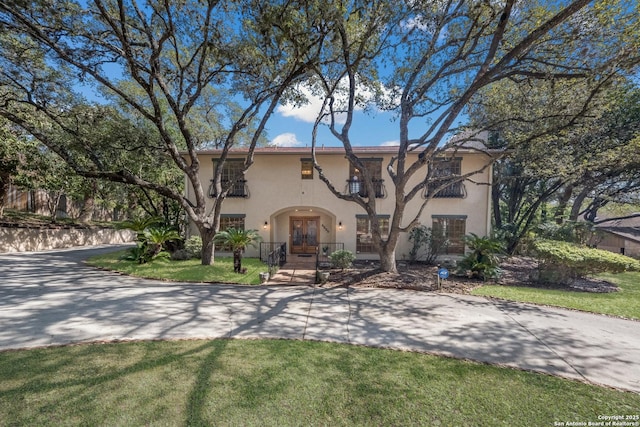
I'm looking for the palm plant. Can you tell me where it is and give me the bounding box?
[144,226,182,259]
[457,233,505,281]
[214,228,262,273]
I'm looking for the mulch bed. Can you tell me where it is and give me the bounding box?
[322,257,619,294]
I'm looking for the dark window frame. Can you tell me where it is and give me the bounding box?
[210,158,248,198]
[431,215,466,255]
[429,157,464,198]
[348,158,385,198]
[356,214,390,253]
[301,158,314,180]
[217,214,246,251]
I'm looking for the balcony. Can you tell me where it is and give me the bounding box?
[346,178,386,198]
[427,181,466,198]
[208,179,249,198]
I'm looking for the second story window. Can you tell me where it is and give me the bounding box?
[209,159,248,198]
[428,157,465,198]
[301,158,314,179]
[348,158,385,198]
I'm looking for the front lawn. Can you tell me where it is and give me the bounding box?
[1,339,638,426]
[86,250,264,285]
[472,271,640,320]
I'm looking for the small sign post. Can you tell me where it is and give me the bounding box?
[437,267,449,290]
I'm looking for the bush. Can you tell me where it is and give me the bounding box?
[170,249,191,261]
[184,236,203,259]
[456,233,504,281]
[329,249,355,270]
[408,225,448,265]
[535,221,598,245]
[532,239,640,284]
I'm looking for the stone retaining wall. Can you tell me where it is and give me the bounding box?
[0,226,135,253]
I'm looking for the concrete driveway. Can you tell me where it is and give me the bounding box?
[1,245,639,394]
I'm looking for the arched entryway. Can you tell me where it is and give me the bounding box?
[268,206,337,256]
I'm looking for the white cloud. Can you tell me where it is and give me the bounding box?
[276,86,326,124]
[277,78,399,125]
[380,140,400,146]
[270,132,304,147]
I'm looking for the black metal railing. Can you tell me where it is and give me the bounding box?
[260,242,287,268]
[208,179,249,198]
[316,242,345,284]
[427,181,466,198]
[316,242,345,267]
[345,179,386,198]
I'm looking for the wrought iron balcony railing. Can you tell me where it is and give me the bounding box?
[208,179,249,198]
[345,178,386,198]
[426,181,466,198]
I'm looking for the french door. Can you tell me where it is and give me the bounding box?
[290,216,319,254]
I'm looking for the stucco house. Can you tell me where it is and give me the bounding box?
[186,144,494,261]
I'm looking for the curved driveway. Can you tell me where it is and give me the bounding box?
[1,245,639,394]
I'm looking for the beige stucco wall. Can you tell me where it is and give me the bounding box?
[0,227,135,253]
[188,149,493,260]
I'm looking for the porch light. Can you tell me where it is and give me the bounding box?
[349,175,360,194]
[263,221,268,229]
[338,221,342,230]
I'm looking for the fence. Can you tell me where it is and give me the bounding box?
[260,242,287,270]
[316,242,345,268]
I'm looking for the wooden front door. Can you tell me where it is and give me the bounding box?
[290,216,320,254]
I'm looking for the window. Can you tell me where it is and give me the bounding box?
[428,158,464,198]
[432,215,466,254]
[210,159,247,198]
[356,215,390,253]
[348,158,385,198]
[217,214,246,251]
[301,158,314,179]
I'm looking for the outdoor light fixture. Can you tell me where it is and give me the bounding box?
[338,221,343,230]
[263,221,268,229]
[349,175,360,194]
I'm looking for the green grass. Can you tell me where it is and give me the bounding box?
[472,272,640,320]
[0,339,638,426]
[86,250,265,285]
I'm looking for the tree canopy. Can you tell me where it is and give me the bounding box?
[0,0,327,264]
[303,0,640,271]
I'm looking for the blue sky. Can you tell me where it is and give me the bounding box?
[78,79,405,148]
[267,98,401,148]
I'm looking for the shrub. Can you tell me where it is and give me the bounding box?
[532,239,640,284]
[329,249,355,270]
[184,236,203,259]
[170,249,191,261]
[408,225,448,265]
[121,242,153,264]
[535,221,598,245]
[456,233,505,281]
[121,224,182,264]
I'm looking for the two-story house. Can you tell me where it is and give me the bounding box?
[186,144,493,261]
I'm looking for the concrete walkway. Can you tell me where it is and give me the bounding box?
[1,246,639,394]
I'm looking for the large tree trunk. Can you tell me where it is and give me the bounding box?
[491,180,502,229]
[378,227,401,273]
[379,245,397,273]
[199,226,217,266]
[554,184,574,224]
[569,187,590,221]
[77,180,97,223]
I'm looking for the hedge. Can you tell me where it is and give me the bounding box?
[532,239,640,284]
